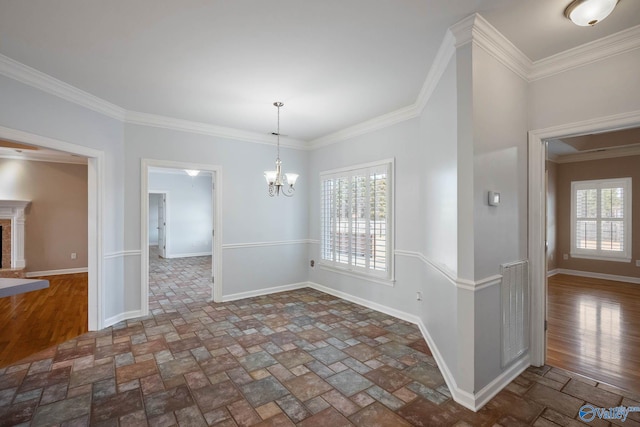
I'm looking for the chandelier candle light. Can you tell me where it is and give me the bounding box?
[264,102,299,197]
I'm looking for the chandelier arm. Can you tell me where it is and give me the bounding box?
[281,186,295,197]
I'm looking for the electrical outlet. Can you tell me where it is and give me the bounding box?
[563,254,568,260]
[310,260,315,267]
[416,292,422,301]
[71,252,77,260]
[636,260,640,267]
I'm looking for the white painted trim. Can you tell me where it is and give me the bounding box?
[307,281,478,411]
[307,281,416,327]
[25,267,88,277]
[104,310,144,329]
[0,152,87,165]
[104,250,142,260]
[141,159,223,310]
[553,268,640,285]
[0,54,125,121]
[554,144,640,163]
[222,239,312,249]
[415,30,456,113]
[0,125,104,331]
[394,249,503,291]
[2,19,639,154]
[467,14,531,81]
[164,252,211,259]
[316,265,395,287]
[222,282,308,302]
[411,316,475,411]
[530,24,640,81]
[473,355,531,410]
[547,269,558,277]
[528,109,640,368]
[0,200,30,269]
[458,275,502,292]
[126,111,307,150]
[395,249,457,286]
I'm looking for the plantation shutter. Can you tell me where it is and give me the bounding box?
[320,161,391,278]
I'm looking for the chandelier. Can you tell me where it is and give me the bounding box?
[264,102,299,197]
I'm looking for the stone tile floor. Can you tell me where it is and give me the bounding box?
[0,250,638,426]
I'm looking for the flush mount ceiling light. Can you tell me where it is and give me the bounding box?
[185,169,200,177]
[264,102,299,197]
[564,0,619,26]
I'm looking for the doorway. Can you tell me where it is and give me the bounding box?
[140,159,222,318]
[148,192,167,259]
[544,133,640,391]
[0,125,103,331]
[528,112,640,387]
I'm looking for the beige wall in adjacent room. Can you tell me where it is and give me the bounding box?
[0,158,87,273]
[556,155,640,278]
[547,160,557,272]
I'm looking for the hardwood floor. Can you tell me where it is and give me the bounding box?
[0,273,88,367]
[547,273,640,393]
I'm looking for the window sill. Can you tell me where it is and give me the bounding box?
[317,264,395,287]
[569,253,631,263]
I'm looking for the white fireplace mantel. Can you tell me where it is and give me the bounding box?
[0,200,31,269]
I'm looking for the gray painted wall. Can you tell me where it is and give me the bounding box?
[149,171,213,257]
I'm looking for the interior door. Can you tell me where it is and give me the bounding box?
[158,194,167,258]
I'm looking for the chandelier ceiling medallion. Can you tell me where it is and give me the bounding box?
[264,102,299,197]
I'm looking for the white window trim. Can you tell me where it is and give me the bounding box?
[319,158,395,284]
[570,177,632,263]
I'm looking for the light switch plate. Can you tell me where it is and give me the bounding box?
[488,191,500,206]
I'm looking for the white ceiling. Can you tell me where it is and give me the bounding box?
[1,0,639,142]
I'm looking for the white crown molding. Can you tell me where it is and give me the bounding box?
[415,30,457,112]
[553,143,640,163]
[469,14,532,82]
[530,24,640,81]
[2,17,639,151]
[125,111,308,150]
[0,151,87,165]
[0,54,125,121]
[449,14,476,48]
[308,104,418,149]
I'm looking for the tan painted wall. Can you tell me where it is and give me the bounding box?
[556,155,640,278]
[0,158,87,272]
[546,161,557,271]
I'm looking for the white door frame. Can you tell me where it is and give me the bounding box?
[528,110,640,366]
[140,159,223,316]
[0,125,104,330]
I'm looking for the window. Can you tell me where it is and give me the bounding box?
[320,159,393,281]
[570,178,632,262]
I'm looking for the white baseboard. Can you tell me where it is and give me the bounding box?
[104,310,144,328]
[307,281,417,324]
[473,355,531,410]
[412,316,476,411]
[547,269,558,277]
[307,280,531,412]
[164,252,211,259]
[306,281,478,410]
[222,282,308,302]
[25,267,88,278]
[554,268,640,285]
